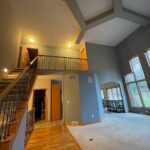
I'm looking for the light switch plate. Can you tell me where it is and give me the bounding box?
[88,77,93,84]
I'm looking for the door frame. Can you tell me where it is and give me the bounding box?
[33,89,48,121]
[51,81,63,122]
[27,48,38,61]
[24,48,38,67]
[17,46,22,68]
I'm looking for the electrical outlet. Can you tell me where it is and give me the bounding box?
[88,77,93,84]
[92,114,94,118]
[67,100,70,104]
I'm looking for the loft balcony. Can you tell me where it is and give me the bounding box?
[37,55,88,73]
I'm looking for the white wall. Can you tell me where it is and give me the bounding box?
[28,75,63,121]
[28,73,81,122]
[63,73,81,122]
[0,0,21,75]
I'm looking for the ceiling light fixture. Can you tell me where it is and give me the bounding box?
[67,43,72,48]
[29,38,34,43]
[4,68,8,73]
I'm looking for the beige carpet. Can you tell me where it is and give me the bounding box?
[68,113,150,150]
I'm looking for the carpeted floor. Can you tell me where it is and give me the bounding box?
[68,113,150,150]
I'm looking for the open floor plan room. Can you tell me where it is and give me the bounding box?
[0,0,150,150]
[68,113,150,150]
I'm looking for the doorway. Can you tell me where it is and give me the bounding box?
[51,80,63,122]
[101,82,125,113]
[27,48,38,62]
[80,48,88,71]
[34,90,46,122]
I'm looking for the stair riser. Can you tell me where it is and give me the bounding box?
[9,122,18,135]
[0,82,10,85]
[0,135,14,150]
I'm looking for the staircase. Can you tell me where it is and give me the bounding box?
[0,68,23,93]
[0,55,88,150]
[0,57,38,150]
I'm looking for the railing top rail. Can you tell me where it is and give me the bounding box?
[0,56,38,102]
[38,55,87,60]
[30,56,38,65]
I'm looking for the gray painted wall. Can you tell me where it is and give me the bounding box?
[12,109,27,150]
[79,72,104,123]
[63,73,82,122]
[85,43,128,112]
[0,0,20,75]
[21,43,80,59]
[116,24,150,113]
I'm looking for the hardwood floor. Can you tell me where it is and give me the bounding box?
[25,124,81,150]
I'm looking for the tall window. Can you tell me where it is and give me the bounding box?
[145,49,150,67]
[129,57,145,80]
[101,89,105,100]
[125,56,150,107]
[106,87,122,100]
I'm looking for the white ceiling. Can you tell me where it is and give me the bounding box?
[76,0,113,21]
[83,17,140,46]
[7,0,149,47]
[8,0,80,47]
[122,0,150,17]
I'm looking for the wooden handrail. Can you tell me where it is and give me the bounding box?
[0,56,38,102]
[30,56,38,65]
[38,55,87,60]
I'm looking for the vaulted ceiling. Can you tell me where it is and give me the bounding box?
[84,17,140,46]
[8,0,80,47]
[122,0,150,18]
[65,0,150,46]
[77,0,113,21]
[8,0,150,47]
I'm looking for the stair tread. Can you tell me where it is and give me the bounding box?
[0,87,8,90]
[2,78,16,81]
[11,71,22,74]
[0,134,14,143]
[5,75,17,77]
[10,71,21,74]
[0,80,11,83]
[14,68,24,70]
[3,76,16,78]
[0,83,9,86]
[13,68,24,72]
[0,84,8,86]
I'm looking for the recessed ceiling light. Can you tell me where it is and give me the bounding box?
[67,43,72,48]
[4,68,8,73]
[29,38,34,43]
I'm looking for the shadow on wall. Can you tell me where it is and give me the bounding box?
[85,42,129,112]
[78,72,104,124]
[0,0,21,76]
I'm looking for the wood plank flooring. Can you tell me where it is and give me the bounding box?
[25,124,81,150]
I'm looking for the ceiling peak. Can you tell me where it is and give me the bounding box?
[64,0,150,44]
